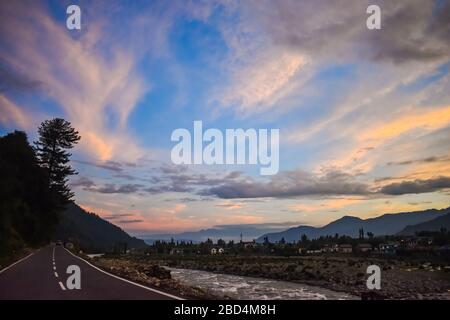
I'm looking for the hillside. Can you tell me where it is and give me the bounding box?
[257,207,450,243]
[54,202,147,252]
[398,212,450,235]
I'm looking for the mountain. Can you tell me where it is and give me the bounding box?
[141,222,301,243]
[257,207,450,243]
[54,202,147,252]
[398,212,450,235]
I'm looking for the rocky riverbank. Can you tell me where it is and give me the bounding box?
[89,255,221,299]
[110,254,450,300]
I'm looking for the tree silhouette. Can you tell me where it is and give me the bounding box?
[34,118,80,206]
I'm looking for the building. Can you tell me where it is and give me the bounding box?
[357,243,372,252]
[170,248,184,255]
[322,244,339,253]
[211,247,224,255]
[339,244,353,253]
[306,249,322,254]
[379,243,397,255]
[242,241,256,249]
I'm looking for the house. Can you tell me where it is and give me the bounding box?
[339,244,353,253]
[379,243,397,255]
[322,244,339,253]
[211,247,224,255]
[357,243,372,252]
[306,249,322,254]
[170,248,184,255]
[242,241,256,248]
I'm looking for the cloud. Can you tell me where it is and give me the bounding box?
[243,0,450,64]
[70,176,96,188]
[202,169,370,199]
[103,213,134,220]
[0,1,154,162]
[73,159,124,172]
[0,94,30,128]
[289,197,365,213]
[387,155,450,166]
[90,183,143,194]
[358,106,450,142]
[0,65,42,93]
[118,219,144,224]
[380,176,450,195]
[215,51,306,114]
[215,201,243,210]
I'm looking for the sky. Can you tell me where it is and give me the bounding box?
[1,0,450,237]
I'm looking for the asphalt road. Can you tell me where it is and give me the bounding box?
[0,245,183,300]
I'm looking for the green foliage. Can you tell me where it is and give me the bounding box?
[34,118,80,206]
[0,131,59,253]
[54,203,147,252]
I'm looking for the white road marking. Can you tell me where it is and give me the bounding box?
[54,271,59,278]
[0,251,37,275]
[64,248,185,300]
[58,281,66,290]
[53,266,56,270]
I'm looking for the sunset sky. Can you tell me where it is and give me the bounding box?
[1,0,450,236]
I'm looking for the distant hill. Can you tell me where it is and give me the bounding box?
[257,207,450,243]
[398,212,450,235]
[54,202,147,252]
[142,223,300,243]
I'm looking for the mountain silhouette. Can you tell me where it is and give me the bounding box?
[398,212,450,235]
[257,207,450,243]
[54,202,147,251]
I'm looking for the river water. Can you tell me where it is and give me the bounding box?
[169,268,358,300]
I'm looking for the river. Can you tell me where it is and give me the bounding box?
[169,268,358,300]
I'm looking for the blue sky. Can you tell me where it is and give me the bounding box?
[1,0,450,236]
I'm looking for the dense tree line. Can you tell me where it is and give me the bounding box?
[0,119,80,257]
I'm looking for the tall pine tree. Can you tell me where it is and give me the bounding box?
[34,118,81,206]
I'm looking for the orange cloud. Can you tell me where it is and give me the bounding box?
[289,197,365,213]
[359,106,450,142]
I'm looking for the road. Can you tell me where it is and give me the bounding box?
[0,245,183,300]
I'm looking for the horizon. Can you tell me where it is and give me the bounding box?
[137,206,450,240]
[1,0,450,235]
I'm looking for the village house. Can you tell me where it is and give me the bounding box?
[339,244,353,253]
[379,243,397,255]
[242,241,256,249]
[357,243,372,253]
[306,249,322,254]
[211,247,225,255]
[322,244,339,253]
[170,248,184,255]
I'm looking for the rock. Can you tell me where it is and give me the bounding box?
[142,265,171,279]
